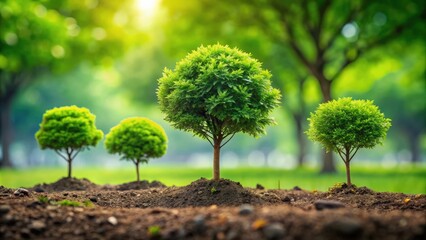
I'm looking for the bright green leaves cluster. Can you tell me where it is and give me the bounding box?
[157,44,281,142]
[35,106,103,151]
[105,117,168,163]
[306,97,391,155]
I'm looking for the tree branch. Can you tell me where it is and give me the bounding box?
[349,147,360,161]
[336,148,346,163]
[71,148,81,161]
[220,132,235,148]
[55,150,68,162]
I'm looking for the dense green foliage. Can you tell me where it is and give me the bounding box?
[105,117,168,182]
[35,106,103,177]
[307,98,391,185]
[157,44,281,179]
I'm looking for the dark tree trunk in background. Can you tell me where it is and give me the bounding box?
[294,113,307,167]
[294,76,307,168]
[0,71,30,168]
[0,95,13,168]
[318,80,336,173]
[408,132,421,163]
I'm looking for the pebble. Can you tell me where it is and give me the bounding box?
[293,186,302,191]
[323,217,363,237]
[34,187,45,193]
[0,205,11,215]
[314,200,345,210]
[192,214,206,234]
[89,197,98,202]
[239,204,254,215]
[256,184,265,190]
[263,223,286,240]
[142,203,150,208]
[13,188,30,197]
[226,229,240,240]
[282,196,291,203]
[107,216,118,225]
[26,201,42,208]
[29,220,46,233]
[2,215,16,225]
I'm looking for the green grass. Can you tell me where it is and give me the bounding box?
[0,165,425,194]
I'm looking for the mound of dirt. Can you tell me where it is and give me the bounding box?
[117,180,166,190]
[0,186,13,195]
[328,183,375,195]
[31,177,98,192]
[149,178,282,208]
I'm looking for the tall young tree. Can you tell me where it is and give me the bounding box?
[158,44,281,180]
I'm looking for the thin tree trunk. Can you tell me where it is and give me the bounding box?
[0,97,13,168]
[213,139,221,180]
[136,160,140,183]
[66,149,72,178]
[345,161,351,186]
[68,160,72,178]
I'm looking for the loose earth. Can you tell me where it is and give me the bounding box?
[0,178,425,240]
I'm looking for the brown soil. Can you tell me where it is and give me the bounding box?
[1,178,425,240]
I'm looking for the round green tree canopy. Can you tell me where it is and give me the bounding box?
[35,105,103,150]
[157,44,281,139]
[105,117,168,161]
[306,97,391,152]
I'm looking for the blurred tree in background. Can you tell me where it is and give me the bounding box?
[0,0,140,167]
[159,0,425,171]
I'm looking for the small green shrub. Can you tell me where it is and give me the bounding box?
[56,199,82,207]
[105,117,168,182]
[148,225,161,237]
[37,195,50,204]
[157,44,281,180]
[306,97,391,186]
[35,105,103,178]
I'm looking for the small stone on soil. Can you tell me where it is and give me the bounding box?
[89,197,98,202]
[293,186,302,191]
[13,188,30,197]
[0,205,11,215]
[314,200,345,210]
[323,217,363,237]
[263,223,286,240]
[192,214,206,234]
[107,216,118,225]
[239,204,254,215]
[282,196,291,203]
[256,184,265,190]
[29,220,46,233]
[34,187,44,193]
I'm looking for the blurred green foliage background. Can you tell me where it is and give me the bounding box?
[0,0,425,190]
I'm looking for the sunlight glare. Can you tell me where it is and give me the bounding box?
[135,0,159,29]
[136,0,158,18]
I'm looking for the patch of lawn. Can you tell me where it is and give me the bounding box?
[0,165,425,194]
